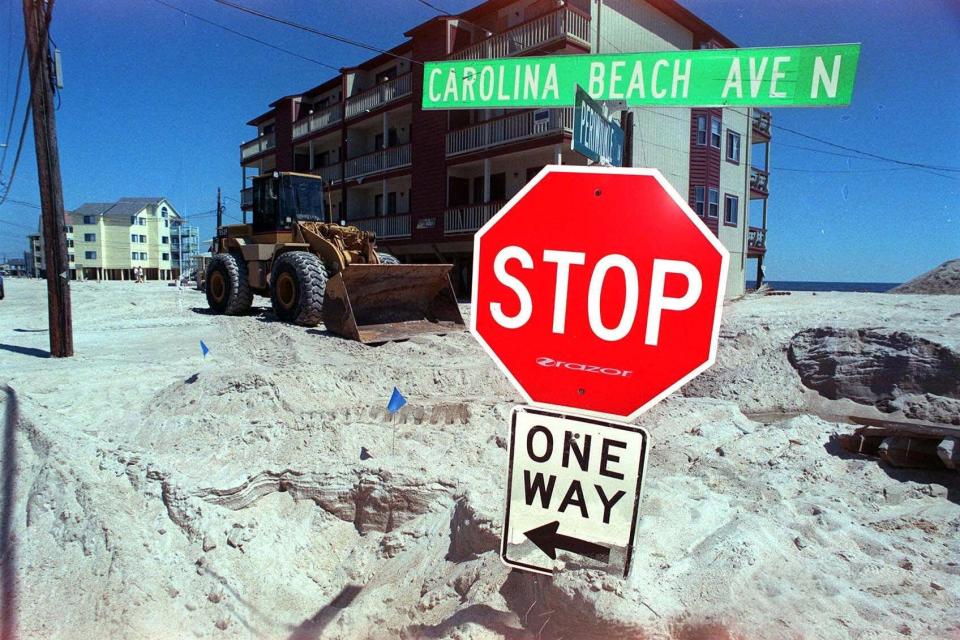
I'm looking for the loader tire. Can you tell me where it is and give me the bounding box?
[206,253,253,315]
[377,252,400,265]
[270,251,327,326]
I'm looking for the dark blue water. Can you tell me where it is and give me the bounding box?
[747,281,900,293]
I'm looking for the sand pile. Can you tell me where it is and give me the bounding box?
[1,280,958,639]
[890,259,960,294]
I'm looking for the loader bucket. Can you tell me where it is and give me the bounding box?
[323,264,465,344]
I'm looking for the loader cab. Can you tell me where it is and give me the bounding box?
[252,172,328,233]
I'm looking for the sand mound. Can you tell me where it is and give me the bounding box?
[788,328,960,424]
[3,281,960,639]
[890,259,960,294]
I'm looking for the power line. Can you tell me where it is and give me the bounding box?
[0,45,26,176]
[146,0,340,71]
[210,0,419,65]
[415,0,451,15]
[771,166,910,174]
[773,123,960,173]
[0,102,32,206]
[551,19,960,178]
[204,1,958,184]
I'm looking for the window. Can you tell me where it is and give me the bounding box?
[726,131,741,163]
[131,234,139,242]
[83,215,95,224]
[84,233,95,242]
[708,188,719,218]
[162,236,169,244]
[85,251,96,260]
[162,253,169,261]
[724,194,739,226]
[131,216,145,226]
[164,220,168,228]
[694,186,705,216]
[66,226,73,233]
[67,239,74,248]
[139,234,147,243]
[130,216,136,225]
[68,254,74,262]
[131,251,138,260]
[140,252,148,260]
[696,115,707,145]
[140,218,146,226]
[710,117,722,148]
[161,206,168,218]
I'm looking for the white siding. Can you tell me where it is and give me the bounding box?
[718,107,751,297]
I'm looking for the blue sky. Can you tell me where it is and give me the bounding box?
[0,0,957,281]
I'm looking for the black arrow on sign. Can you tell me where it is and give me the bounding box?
[524,521,610,563]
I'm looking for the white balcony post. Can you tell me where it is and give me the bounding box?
[483,159,491,203]
[554,143,563,164]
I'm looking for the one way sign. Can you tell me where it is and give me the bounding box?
[502,406,648,576]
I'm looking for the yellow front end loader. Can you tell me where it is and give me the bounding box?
[206,172,464,344]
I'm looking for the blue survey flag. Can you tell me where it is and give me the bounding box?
[387,387,407,413]
[200,340,209,357]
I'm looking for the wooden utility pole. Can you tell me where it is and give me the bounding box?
[216,187,222,232]
[23,0,72,357]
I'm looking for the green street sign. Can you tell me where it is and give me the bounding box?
[422,44,859,109]
[572,86,624,166]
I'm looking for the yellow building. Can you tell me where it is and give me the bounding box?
[34,197,183,281]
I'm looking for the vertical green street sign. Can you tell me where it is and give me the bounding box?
[572,86,624,166]
[422,44,860,109]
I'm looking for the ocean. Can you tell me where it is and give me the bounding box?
[746,281,900,293]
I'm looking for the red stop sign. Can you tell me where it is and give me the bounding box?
[471,166,729,420]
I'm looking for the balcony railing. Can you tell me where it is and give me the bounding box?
[345,73,412,119]
[311,163,342,185]
[351,214,411,239]
[750,167,770,194]
[449,6,591,61]
[748,226,767,252]
[752,109,772,137]
[444,201,505,234]
[293,103,342,139]
[240,133,275,160]
[447,108,573,156]
[345,144,411,179]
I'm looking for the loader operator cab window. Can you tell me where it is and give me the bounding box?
[252,174,327,232]
[283,175,326,223]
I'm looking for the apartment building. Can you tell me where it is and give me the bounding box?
[30,197,184,280]
[239,0,772,297]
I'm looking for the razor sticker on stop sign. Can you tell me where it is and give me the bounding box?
[501,406,648,577]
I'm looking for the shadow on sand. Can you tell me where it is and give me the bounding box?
[1,386,19,639]
[824,437,959,504]
[0,344,49,359]
[287,585,363,640]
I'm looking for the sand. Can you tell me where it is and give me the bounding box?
[1,279,958,639]
[891,259,960,295]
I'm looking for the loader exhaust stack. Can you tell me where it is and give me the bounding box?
[323,264,465,344]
